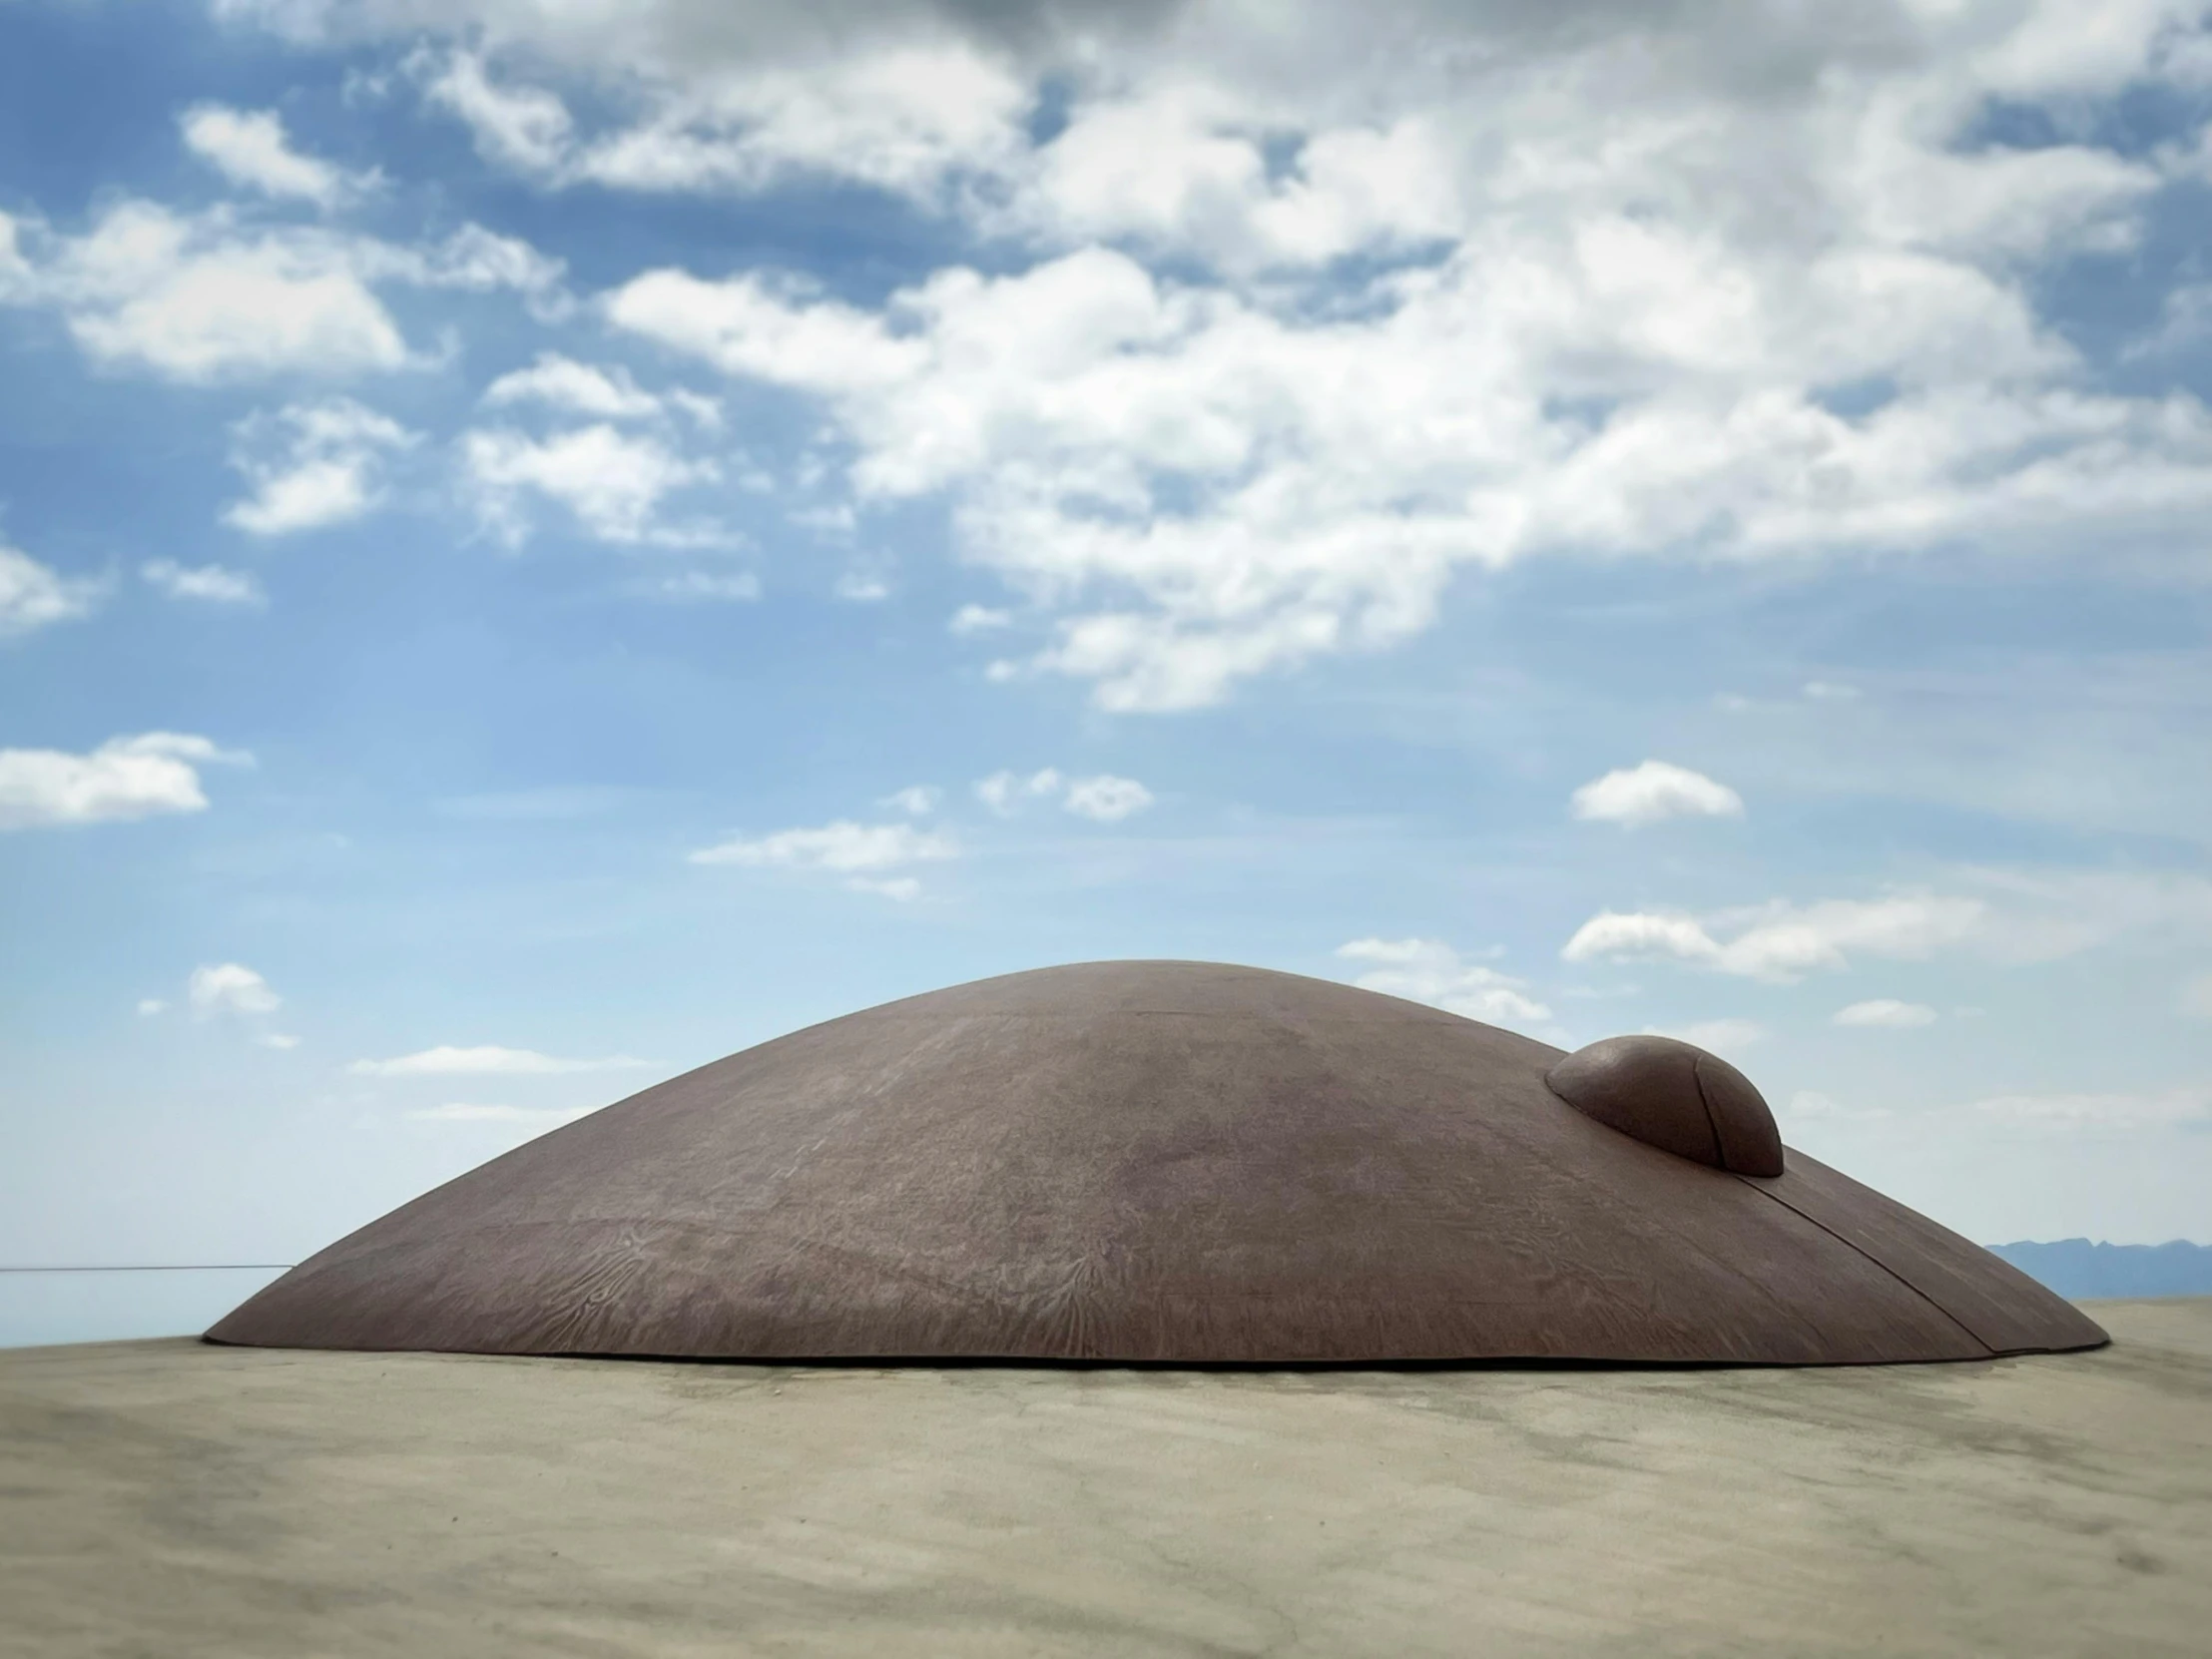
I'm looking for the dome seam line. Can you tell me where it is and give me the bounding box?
[1735,1176,1994,1358]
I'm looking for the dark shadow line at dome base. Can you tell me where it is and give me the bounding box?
[198,1335,2110,1375]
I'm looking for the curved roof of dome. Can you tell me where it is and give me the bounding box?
[209,961,2104,1365]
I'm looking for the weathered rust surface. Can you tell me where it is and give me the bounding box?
[208,961,2105,1364]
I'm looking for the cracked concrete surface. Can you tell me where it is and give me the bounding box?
[2,1299,2206,1657]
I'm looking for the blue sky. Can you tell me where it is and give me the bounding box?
[4,0,2211,1339]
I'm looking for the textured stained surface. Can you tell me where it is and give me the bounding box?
[5,1304,2207,1659]
[210,960,2104,1364]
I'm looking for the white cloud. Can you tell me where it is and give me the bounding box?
[141,559,267,606]
[224,397,418,535]
[1562,891,1987,982]
[1559,910,1723,968]
[689,820,956,895]
[616,238,2132,711]
[2183,975,2212,1021]
[1001,84,1459,275]
[1834,998,1939,1028]
[399,223,573,320]
[1062,774,1154,822]
[1803,681,1863,702]
[408,40,1030,205]
[136,998,167,1016]
[605,266,925,393]
[597,43,1028,200]
[0,201,566,381]
[2124,281,2212,360]
[834,570,891,602]
[1569,760,1744,828]
[666,387,725,429]
[0,208,28,294]
[180,104,370,208]
[462,423,722,546]
[1,543,104,637]
[1338,937,1551,1025]
[351,1045,653,1077]
[0,733,251,830]
[881,785,940,816]
[413,48,575,175]
[190,961,280,1017]
[972,766,1153,821]
[847,875,922,901]
[976,767,1064,815]
[628,569,761,602]
[792,503,857,537]
[690,820,955,870]
[557,3,2212,710]
[482,353,665,420]
[1643,1018,1766,1056]
[949,604,1011,634]
[15,201,404,380]
[256,1031,302,1049]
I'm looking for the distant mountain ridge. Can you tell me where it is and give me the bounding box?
[1986,1239,2212,1300]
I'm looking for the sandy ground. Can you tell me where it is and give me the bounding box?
[1,1299,2206,1659]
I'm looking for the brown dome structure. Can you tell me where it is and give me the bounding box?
[209,961,2104,1365]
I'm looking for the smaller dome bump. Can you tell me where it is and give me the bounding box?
[1545,1035,1785,1177]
